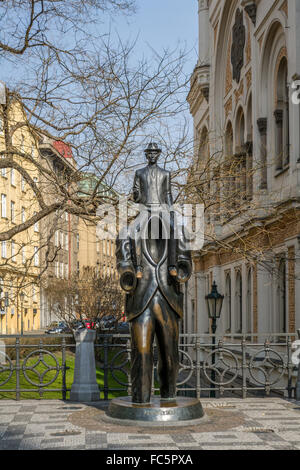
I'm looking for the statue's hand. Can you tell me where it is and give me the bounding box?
[120,269,137,293]
[176,260,192,284]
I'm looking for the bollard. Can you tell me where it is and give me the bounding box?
[70,328,100,402]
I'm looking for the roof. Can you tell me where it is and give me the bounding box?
[77,172,117,198]
[52,141,73,159]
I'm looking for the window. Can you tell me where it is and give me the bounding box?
[60,262,64,278]
[21,176,25,192]
[55,230,59,247]
[277,258,287,334]
[245,94,253,200]
[275,57,289,170]
[31,144,35,159]
[246,269,252,334]
[10,201,15,223]
[34,246,39,266]
[65,233,68,251]
[235,108,247,202]
[1,155,6,178]
[1,194,6,218]
[60,231,64,248]
[225,273,232,332]
[34,212,39,232]
[22,245,26,264]
[1,241,6,258]
[11,241,16,262]
[10,168,15,186]
[235,271,242,333]
[76,233,79,250]
[55,261,59,277]
[21,207,25,224]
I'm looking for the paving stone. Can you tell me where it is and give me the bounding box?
[86,434,107,445]
[0,439,21,449]
[170,434,196,443]
[41,437,65,445]
[12,414,32,423]
[45,425,66,430]
[23,433,45,438]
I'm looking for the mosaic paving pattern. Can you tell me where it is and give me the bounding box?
[0,398,300,450]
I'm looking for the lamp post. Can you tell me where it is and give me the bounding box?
[205,281,224,398]
[20,291,25,336]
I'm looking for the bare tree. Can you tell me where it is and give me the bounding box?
[0,0,191,308]
[44,266,123,327]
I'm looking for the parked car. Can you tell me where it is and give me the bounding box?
[45,322,71,334]
[116,322,130,334]
[99,315,117,331]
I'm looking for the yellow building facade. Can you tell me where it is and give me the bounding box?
[0,99,41,334]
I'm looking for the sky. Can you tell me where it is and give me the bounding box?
[108,0,198,75]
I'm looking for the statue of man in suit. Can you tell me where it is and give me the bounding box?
[116,142,192,404]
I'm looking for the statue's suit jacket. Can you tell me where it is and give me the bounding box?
[116,228,192,321]
[116,218,192,322]
[132,165,173,206]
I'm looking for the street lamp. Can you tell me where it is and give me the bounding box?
[205,281,224,398]
[20,291,25,336]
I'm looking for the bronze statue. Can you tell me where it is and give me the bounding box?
[116,142,192,404]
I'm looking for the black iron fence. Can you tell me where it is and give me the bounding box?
[96,332,297,400]
[0,333,298,400]
[0,334,74,400]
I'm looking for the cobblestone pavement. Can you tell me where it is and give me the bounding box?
[0,397,300,450]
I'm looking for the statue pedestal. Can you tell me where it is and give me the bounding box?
[105,396,205,426]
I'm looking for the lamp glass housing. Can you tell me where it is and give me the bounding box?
[205,281,224,320]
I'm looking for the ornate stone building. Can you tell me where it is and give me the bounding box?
[186,0,300,336]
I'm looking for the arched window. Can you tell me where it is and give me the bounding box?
[235,271,242,333]
[224,122,233,215]
[246,94,253,200]
[235,108,247,202]
[246,269,252,334]
[236,108,245,150]
[225,121,233,159]
[275,56,289,170]
[197,127,210,222]
[277,258,287,334]
[260,22,287,189]
[198,127,208,166]
[225,273,232,332]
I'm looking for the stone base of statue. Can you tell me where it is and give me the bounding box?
[70,329,100,402]
[105,396,205,427]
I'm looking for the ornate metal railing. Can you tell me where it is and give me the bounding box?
[0,333,297,400]
[0,334,74,400]
[95,333,297,400]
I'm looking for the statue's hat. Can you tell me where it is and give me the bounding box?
[144,142,161,154]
